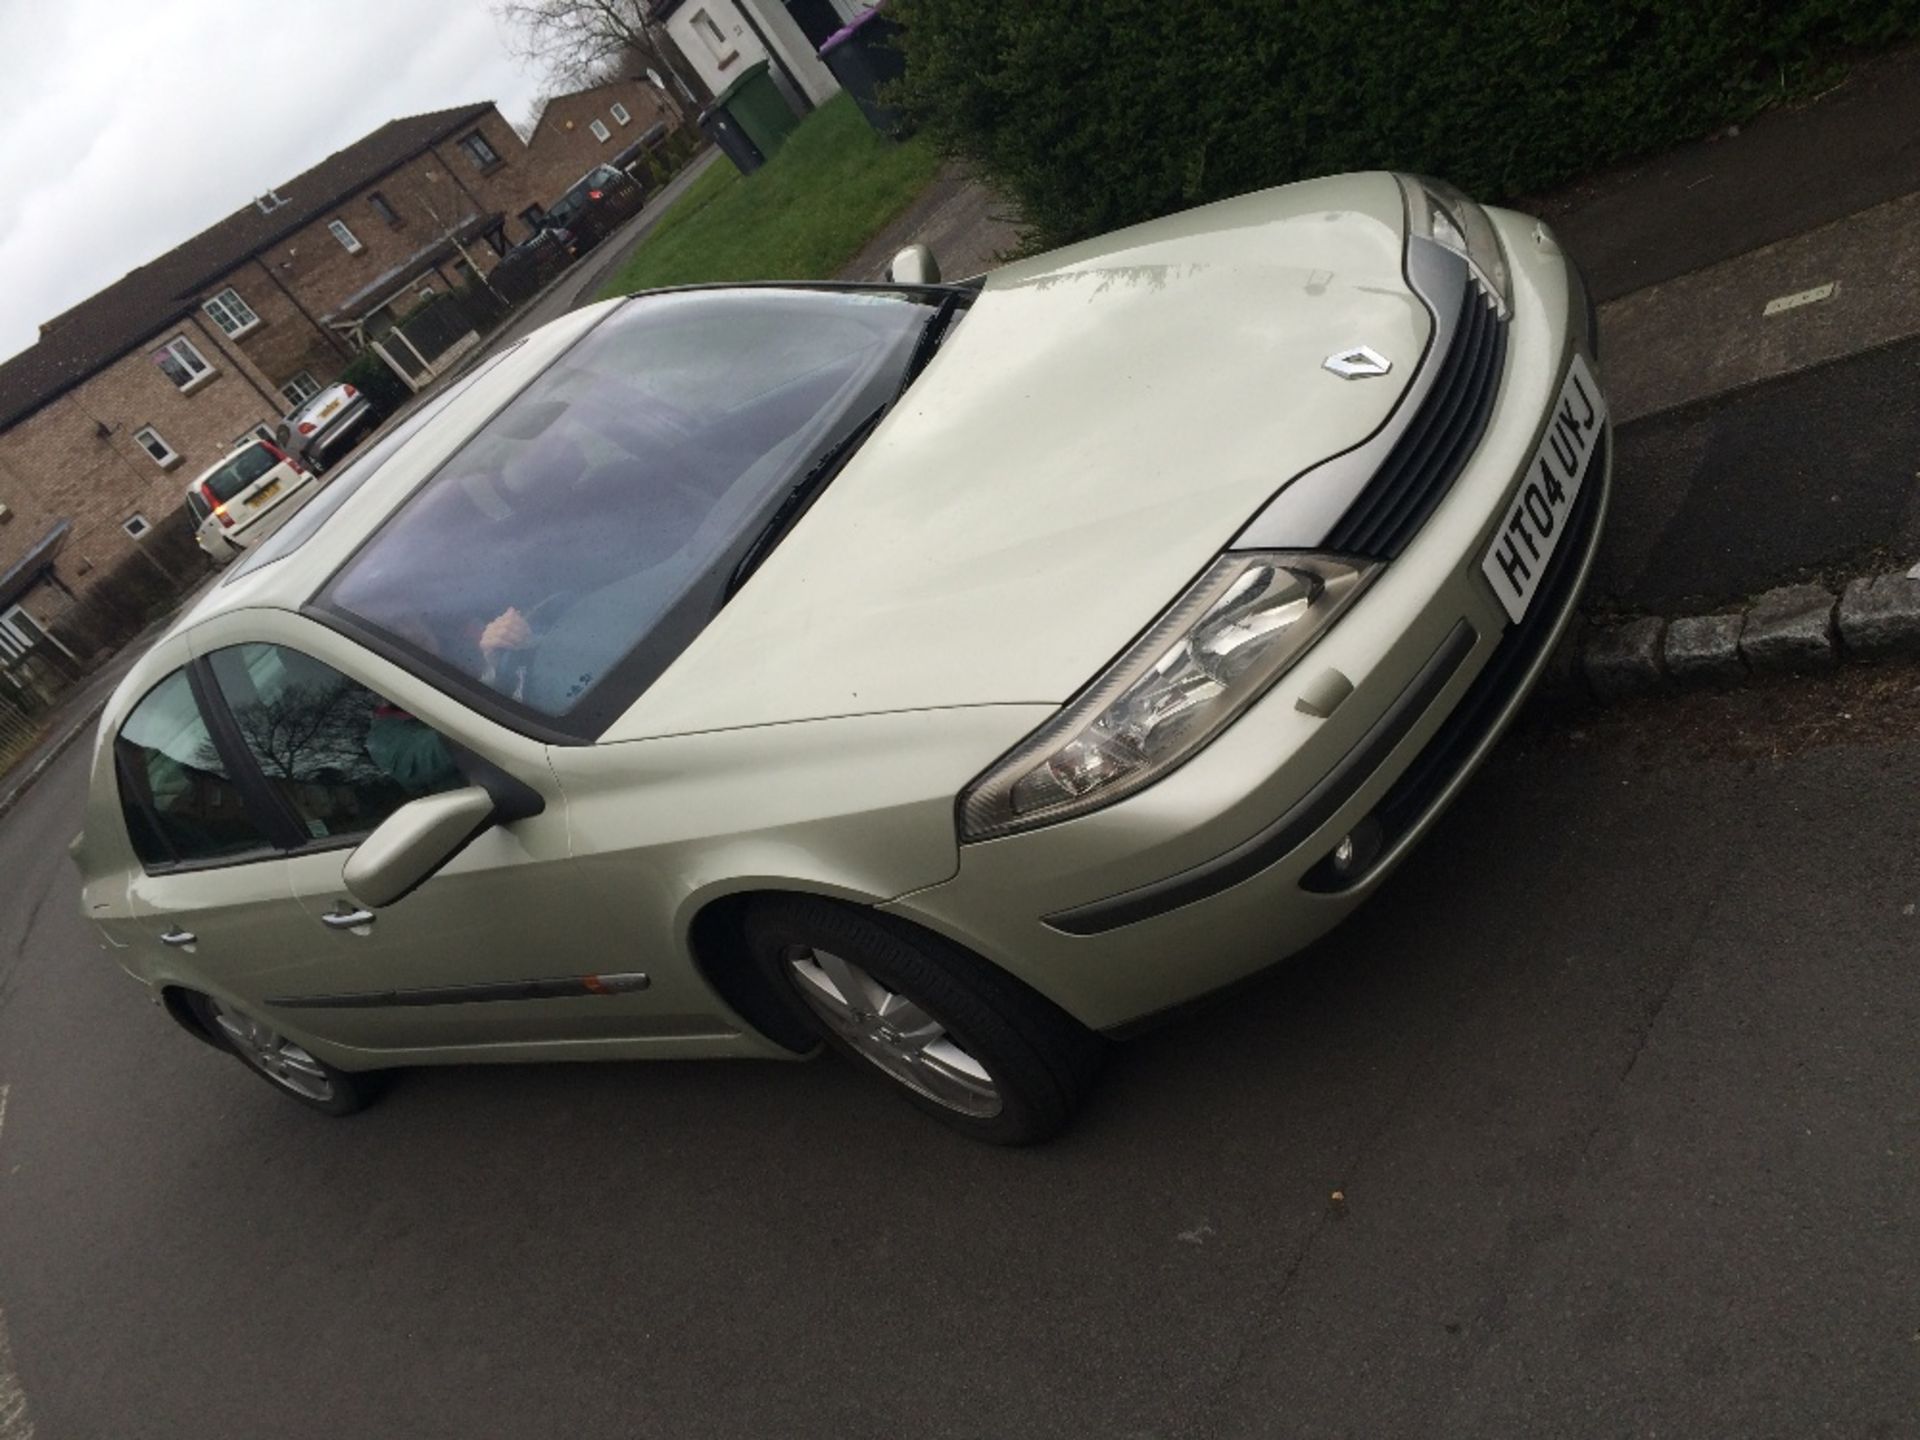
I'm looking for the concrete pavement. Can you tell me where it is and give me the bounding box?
[0,671,1916,1437]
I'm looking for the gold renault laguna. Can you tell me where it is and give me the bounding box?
[73,173,1607,1143]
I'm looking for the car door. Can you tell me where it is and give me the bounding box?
[114,657,313,1011]
[187,613,721,1057]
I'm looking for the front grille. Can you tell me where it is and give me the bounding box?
[1324,283,1508,559]
[1304,432,1606,892]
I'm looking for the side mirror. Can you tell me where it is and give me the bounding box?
[888,243,940,286]
[341,786,501,909]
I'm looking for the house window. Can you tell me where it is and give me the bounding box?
[328,219,364,254]
[482,220,509,256]
[280,371,320,407]
[123,514,151,540]
[611,102,632,125]
[590,119,612,143]
[255,190,289,215]
[458,131,501,169]
[692,9,736,61]
[153,335,212,391]
[369,191,400,227]
[519,203,546,231]
[201,287,259,338]
[133,425,179,467]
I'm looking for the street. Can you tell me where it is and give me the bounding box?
[2,669,1915,1438]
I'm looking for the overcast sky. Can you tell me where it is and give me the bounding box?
[0,0,545,363]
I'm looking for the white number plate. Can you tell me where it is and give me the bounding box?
[1480,354,1606,624]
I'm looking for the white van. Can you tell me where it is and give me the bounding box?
[186,438,316,564]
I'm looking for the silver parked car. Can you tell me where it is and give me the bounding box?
[75,173,1606,1143]
[281,381,375,472]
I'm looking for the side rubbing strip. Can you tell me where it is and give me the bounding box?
[266,972,651,1010]
[1042,620,1478,937]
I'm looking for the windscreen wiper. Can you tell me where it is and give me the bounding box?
[896,291,966,398]
[724,404,890,601]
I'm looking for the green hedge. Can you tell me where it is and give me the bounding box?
[890,0,1920,248]
[339,350,411,416]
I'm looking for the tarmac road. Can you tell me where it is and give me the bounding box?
[1,670,1915,1439]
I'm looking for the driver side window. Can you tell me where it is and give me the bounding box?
[207,643,461,843]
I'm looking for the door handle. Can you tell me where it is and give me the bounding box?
[321,904,376,931]
[159,929,197,947]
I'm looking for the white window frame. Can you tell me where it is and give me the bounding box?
[590,119,612,143]
[328,218,364,254]
[133,425,179,468]
[153,335,214,393]
[201,287,259,338]
[122,513,152,540]
[610,102,632,126]
[279,371,321,407]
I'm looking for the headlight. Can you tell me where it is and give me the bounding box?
[959,554,1377,841]
[1398,174,1511,318]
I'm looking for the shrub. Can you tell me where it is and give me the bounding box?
[339,350,411,416]
[890,0,1920,248]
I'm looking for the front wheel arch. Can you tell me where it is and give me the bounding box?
[687,890,823,1054]
[160,985,226,1050]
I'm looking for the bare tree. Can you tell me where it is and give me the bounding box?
[494,0,700,112]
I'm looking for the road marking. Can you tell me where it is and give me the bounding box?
[0,1086,33,1439]
[1762,282,1837,317]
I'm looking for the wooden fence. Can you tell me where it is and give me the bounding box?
[0,682,40,777]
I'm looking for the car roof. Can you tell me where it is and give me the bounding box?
[172,300,619,630]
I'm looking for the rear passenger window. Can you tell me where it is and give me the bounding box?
[115,670,272,868]
[207,643,462,842]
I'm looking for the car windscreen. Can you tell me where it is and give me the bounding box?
[318,288,933,739]
[225,346,524,585]
[201,444,276,502]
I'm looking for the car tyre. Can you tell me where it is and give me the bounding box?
[743,895,1103,1144]
[183,992,378,1117]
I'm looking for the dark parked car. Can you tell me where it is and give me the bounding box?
[489,225,577,304]
[537,165,642,255]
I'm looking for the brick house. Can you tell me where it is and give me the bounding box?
[519,78,682,223]
[0,99,673,651]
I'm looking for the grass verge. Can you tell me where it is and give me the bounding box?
[598,94,940,297]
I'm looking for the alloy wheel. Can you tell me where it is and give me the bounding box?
[207,1001,336,1104]
[784,947,1003,1118]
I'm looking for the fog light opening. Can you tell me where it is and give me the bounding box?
[1324,817,1383,881]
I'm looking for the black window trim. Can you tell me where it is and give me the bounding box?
[189,656,311,852]
[116,649,490,877]
[298,280,974,747]
[112,663,289,877]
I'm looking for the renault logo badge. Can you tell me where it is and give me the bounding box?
[1323,345,1392,379]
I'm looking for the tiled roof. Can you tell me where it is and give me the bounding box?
[0,102,496,430]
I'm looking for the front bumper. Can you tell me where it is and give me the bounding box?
[882,207,1608,1033]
